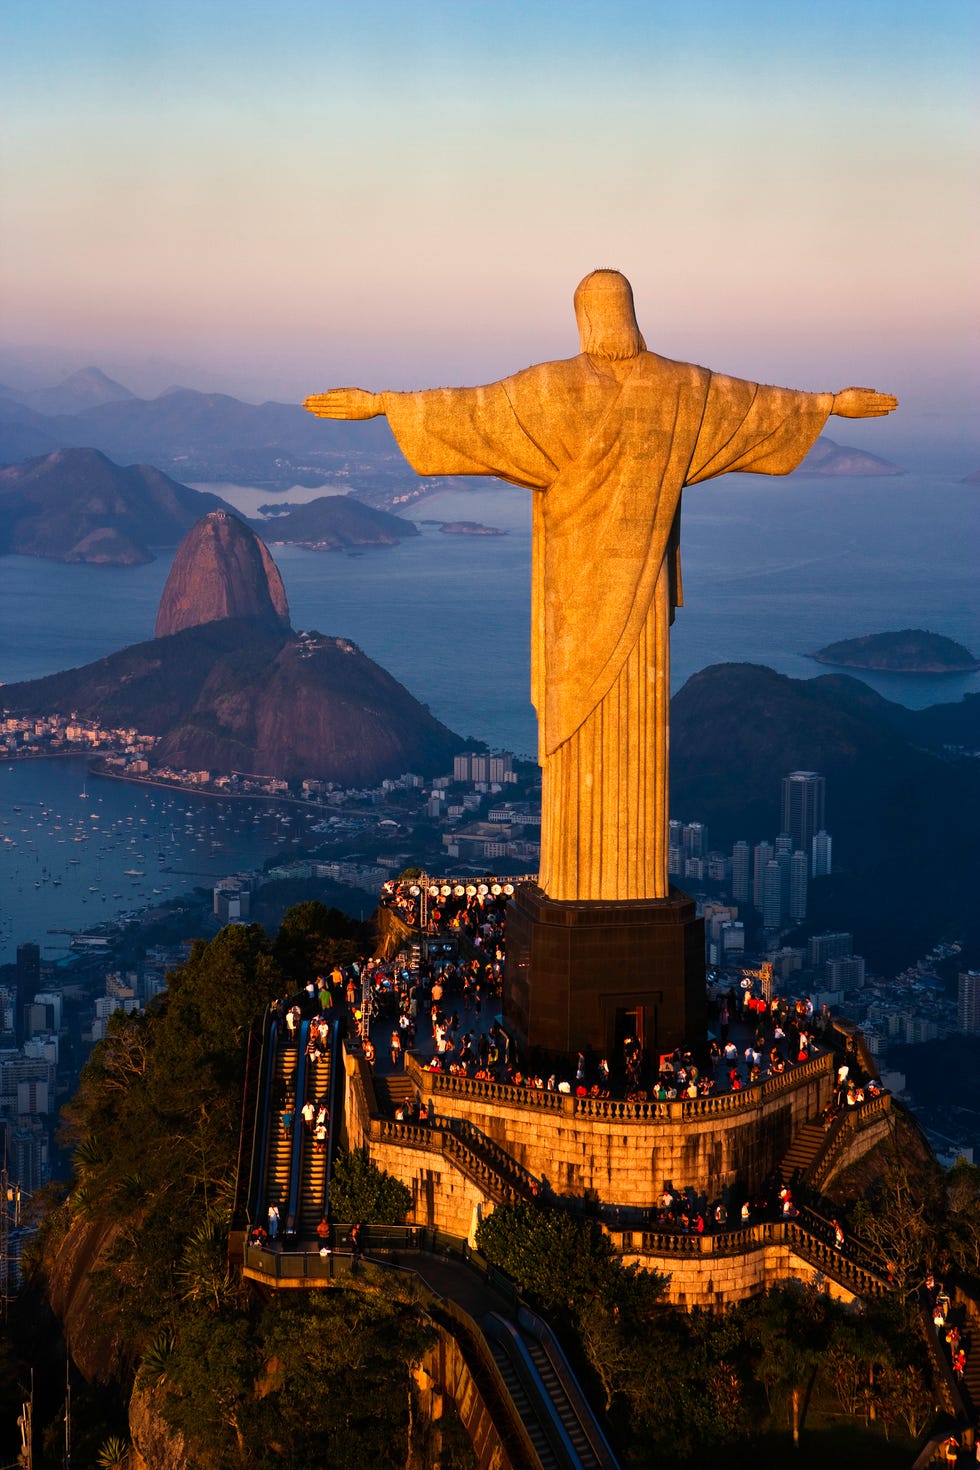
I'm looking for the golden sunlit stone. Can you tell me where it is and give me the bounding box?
[305,271,896,904]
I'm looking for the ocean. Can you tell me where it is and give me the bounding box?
[0,470,976,962]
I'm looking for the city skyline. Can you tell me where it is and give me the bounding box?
[1,0,977,461]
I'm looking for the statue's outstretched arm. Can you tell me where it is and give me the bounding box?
[831,387,898,419]
[303,388,383,420]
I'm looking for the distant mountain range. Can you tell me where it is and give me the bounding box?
[0,366,906,492]
[671,663,980,970]
[0,369,404,490]
[0,447,233,564]
[0,448,423,565]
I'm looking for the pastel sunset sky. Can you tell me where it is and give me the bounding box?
[2,0,976,452]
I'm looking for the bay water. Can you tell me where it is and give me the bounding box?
[0,471,976,962]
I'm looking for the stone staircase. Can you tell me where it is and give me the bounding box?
[373,1072,416,1116]
[778,1120,826,1184]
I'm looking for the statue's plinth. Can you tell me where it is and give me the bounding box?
[504,883,705,1062]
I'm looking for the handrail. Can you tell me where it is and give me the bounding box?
[484,1311,582,1469]
[247,1006,278,1226]
[518,1306,621,1470]
[808,1092,891,1192]
[444,1114,540,1198]
[242,1240,546,1470]
[366,1117,527,1207]
[323,1014,342,1222]
[625,1217,890,1297]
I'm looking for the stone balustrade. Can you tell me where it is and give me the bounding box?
[408,1049,832,1126]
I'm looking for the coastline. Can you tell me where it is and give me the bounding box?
[810,654,980,675]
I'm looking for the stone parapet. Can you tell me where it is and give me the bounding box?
[403,1052,833,1206]
[617,1219,887,1309]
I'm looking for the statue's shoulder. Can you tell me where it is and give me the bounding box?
[504,354,591,388]
[635,351,712,389]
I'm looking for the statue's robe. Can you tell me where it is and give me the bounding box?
[383,352,831,902]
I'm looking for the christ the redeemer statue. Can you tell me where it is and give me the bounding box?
[305,271,896,905]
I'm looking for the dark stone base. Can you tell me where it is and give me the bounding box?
[504,883,706,1064]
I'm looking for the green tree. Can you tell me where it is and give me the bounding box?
[274,901,367,985]
[740,1286,839,1447]
[330,1147,412,1224]
[160,1289,434,1469]
[946,1159,980,1276]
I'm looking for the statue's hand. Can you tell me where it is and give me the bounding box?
[831,387,899,419]
[303,388,382,420]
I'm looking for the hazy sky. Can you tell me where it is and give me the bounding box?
[1,0,977,450]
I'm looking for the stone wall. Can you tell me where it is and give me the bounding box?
[628,1239,860,1308]
[403,1053,833,1207]
[344,1055,494,1234]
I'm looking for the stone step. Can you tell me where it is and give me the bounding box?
[779,1121,826,1181]
[373,1073,415,1116]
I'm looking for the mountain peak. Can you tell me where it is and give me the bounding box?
[22,367,136,416]
[155,511,290,638]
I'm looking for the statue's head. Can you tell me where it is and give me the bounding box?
[574,270,646,359]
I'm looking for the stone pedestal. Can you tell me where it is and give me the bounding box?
[504,883,705,1063]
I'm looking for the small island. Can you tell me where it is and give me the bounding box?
[438,520,507,536]
[813,629,979,674]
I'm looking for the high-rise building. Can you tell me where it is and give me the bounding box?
[683,822,708,859]
[781,771,826,858]
[470,754,489,783]
[453,753,472,782]
[720,921,745,958]
[488,754,512,783]
[762,860,783,929]
[811,829,833,879]
[753,841,774,910]
[16,943,40,994]
[789,850,808,921]
[826,954,865,991]
[808,931,853,967]
[0,984,17,1046]
[731,841,751,903]
[668,820,683,877]
[958,970,980,1034]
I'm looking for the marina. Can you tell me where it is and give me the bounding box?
[0,757,320,965]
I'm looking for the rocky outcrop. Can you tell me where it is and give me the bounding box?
[155,511,290,637]
[129,1382,193,1470]
[44,1214,134,1383]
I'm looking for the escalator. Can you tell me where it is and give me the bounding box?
[262,1029,299,1231]
[296,1022,334,1237]
[484,1318,562,1470]
[483,1312,618,1470]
